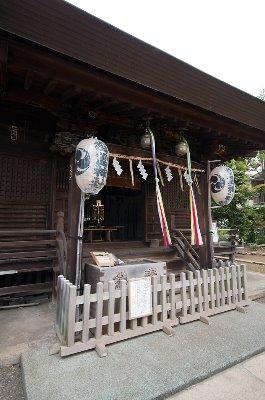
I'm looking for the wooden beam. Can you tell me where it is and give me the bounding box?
[7,40,265,145]
[43,79,58,95]
[24,70,35,91]
[0,40,8,96]
[61,86,81,103]
[7,85,136,129]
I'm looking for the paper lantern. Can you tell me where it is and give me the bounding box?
[140,132,151,149]
[75,138,109,194]
[210,165,235,206]
[175,140,188,156]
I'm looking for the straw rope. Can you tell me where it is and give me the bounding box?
[109,153,204,173]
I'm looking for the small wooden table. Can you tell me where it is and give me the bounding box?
[84,227,118,243]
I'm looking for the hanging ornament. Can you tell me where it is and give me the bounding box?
[178,169,183,191]
[148,128,172,246]
[140,132,151,149]
[184,169,192,186]
[210,165,235,206]
[183,138,203,246]
[112,157,123,176]
[129,159,134,186]
[175,139,188,156]
[193,172,201,195]
[74,137,109,297]
[165,166,173,182]
[75,137,109,195]
[137,160,148,180]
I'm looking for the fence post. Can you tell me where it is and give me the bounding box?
[120,280,127,333]
[108,281,115,336]
[95,282,103,340]
[56,275,63,332]
[237,265,243,302]
[202,269,209,312]
[225,267,232,305]
[214,268,221,308]
[231,266,237,304]
[67,284,77,347]
[62,279,70,343]
[161,275,167,323]
[170,273,176,320]
[196,270,203,314]
[82,284,91,343]
[152,275,158,325]
[188,271,195,315]
[241,264,248,301]
[181,272,187,318]
[219,267,226,307]
[209,269,215,310]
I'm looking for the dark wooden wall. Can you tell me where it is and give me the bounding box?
[0,121,53,230]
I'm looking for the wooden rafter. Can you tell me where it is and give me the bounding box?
[0,40,8,96]
[7,41,265,146]
[43,79,58,95]
[61,86,81,103]
[24,70,35,91]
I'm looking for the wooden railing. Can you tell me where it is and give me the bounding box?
[56,264,249,357]
[172,229,201,271]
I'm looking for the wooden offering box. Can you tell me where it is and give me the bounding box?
[84,260,166,291]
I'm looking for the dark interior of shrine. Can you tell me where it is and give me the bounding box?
[84,186,145,242]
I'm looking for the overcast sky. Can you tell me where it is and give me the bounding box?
[66,0,264,98]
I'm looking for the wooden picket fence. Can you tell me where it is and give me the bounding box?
[56,264,249,357]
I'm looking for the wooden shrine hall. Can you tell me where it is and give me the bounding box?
[0,0,265,302]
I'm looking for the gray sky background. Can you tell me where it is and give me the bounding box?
[66,0,264,98]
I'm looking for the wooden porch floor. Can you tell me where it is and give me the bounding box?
[82,241,184,273]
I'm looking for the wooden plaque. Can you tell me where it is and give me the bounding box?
[90,251,115,267]
[128,277,152,320]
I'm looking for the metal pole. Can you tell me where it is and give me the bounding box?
[75,191,85,292]
[207,160,215,268]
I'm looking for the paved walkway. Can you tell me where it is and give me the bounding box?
[0,271,264,368]
[172,352,265,399]
[247,271,265,299]
[22,302,265,400]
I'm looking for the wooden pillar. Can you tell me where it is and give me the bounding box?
[67,154,81,283]
[56,211,65,232]
[206,160,214,268]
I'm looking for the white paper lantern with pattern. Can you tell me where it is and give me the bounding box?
[75,138,109,194]
[210,165,235,206]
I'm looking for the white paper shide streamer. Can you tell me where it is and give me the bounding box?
[112,157,123,176]
[137,160,148,180]
[165,166,173,182]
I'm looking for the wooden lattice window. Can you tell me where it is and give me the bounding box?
[0,155,50,202]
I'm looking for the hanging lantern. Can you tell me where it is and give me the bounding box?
[175,140,188,156]
[140,132,151,149]
[75,137,109,194]
[210,165,235,206]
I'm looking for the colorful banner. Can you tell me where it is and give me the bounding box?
[184,139,203,246]
[148,128,172,247]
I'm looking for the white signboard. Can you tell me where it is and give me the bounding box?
[212,221,219,244]
[128,277,152,320]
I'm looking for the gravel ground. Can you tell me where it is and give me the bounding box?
[256,296,265,304]
[0,365,25,400]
